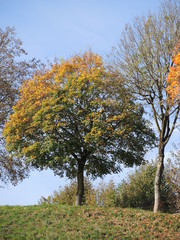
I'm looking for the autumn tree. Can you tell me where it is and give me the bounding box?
[111,0,180,212]
[167,40,180,102]
[0,27,40,185]
[3,52,155,205]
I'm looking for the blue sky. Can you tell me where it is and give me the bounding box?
[1,0,178,206]
[1,0,160,61]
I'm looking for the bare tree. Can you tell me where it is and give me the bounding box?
[111,0,180,212]
[0,27,39,186]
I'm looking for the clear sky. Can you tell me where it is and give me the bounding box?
[0,0,178,206]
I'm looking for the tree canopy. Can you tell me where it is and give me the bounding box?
[3,51,155,205]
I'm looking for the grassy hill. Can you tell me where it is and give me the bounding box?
[0,205,179,239]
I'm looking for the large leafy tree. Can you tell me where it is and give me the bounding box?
[0,27,39,186]
[111,0,180,212]
[3,52,155,205]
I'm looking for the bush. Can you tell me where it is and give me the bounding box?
[117,164,154,209]
[39,178,95,206]
[165,148,180,212]
[116,162,176,212]
[39,178,118,207]
[39,159,179,212]
[95,180,118,207]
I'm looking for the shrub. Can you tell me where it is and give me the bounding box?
[39,178,118,207]
[39,178,95,206]
[116,163,171,211]
[165,148,180,212]
[39,159,179,212]
[95,180,118,207]
[117,165,154,209]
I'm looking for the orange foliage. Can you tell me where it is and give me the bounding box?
[167,49,180,103]
[3,51,155,181]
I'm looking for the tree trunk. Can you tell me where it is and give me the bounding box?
[153,143,165,213]
[75,161,85,206]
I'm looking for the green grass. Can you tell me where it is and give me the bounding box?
[0,205,179,239]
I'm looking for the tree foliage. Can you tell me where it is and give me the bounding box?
[111,0,180,212]
[3,51,155,205]
[167,41,180,103]
[0,27,39,185]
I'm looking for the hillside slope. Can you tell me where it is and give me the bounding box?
[0,205,179,239]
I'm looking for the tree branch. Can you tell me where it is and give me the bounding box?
[165,104,180,145]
